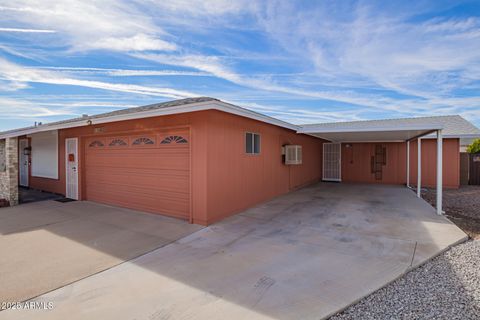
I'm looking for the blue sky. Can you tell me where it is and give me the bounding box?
[0,0,479,130]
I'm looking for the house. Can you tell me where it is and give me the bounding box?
[0,97,479,225]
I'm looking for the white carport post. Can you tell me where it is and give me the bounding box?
[436,129,443,215]
[417,138,421,198]
[406,140,410,188]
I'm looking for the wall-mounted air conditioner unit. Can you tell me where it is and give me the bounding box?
[284,145,302,165]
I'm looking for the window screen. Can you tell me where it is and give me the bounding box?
[246,133,253,153]
[245,132,260,155]
[253,134,260,154]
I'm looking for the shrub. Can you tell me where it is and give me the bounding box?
[466,138,480,154]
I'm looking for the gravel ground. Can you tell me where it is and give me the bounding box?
[422,186,480,239]
[329,240,480,320]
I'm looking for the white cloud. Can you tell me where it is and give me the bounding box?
[254,2,480,101]
[134,53,243,82]
[133,52,425,113]
[81,34,177,52]
[0,79,29,91]
[39,101,138,109]
[0,97,71,118]
[134,50,480,123]
[0,1,176,52]
[148,0,252,16]
[0,58,197,99]
[0,27,56,33]
[35,67,209,77]
[0,1,478,126]
[236,101,364,124]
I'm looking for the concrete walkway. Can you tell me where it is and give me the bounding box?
[0,183,467,319]
[0,200,202,303]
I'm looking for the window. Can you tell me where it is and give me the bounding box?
[88,140,104,148]
[160,135,188,144]
[245,132,260,154]
[132,137,155,146]
[108,138,128,147]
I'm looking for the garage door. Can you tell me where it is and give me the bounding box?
[84,129,190,219]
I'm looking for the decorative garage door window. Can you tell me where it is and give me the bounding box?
[88,140,105,148]
[108,138,128,147]
[132,137,155,146]
[160,135,188,144]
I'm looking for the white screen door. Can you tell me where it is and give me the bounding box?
[323,143,342,181]
[65,138,78,200]
[19,139,29,187]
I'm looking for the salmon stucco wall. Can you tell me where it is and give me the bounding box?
[409,138,460,189]
[204,110,324,225]
[342,142,407,185]
[341,139,459,188]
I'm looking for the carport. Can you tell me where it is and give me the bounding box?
[298,122,444,215]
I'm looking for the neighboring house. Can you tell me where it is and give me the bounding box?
[0,97,479,224]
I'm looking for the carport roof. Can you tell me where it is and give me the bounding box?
[297,116,452,142]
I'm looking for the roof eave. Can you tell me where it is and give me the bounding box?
[297,125,443,134]
[422,134,480,139]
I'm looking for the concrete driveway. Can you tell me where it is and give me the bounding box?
[0,183,467,320]
[0,200,202,303]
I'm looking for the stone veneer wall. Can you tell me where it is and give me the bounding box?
[0,138,18,206]
[0,139,7,204]
[0,139,5,171]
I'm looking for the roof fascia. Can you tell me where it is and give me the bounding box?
[298,124,443,134]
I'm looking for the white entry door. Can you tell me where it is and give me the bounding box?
[19,139,29,187]
[323,143,342,182]
[65,138,79,200]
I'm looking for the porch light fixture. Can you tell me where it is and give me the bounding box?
[23,146,32,156]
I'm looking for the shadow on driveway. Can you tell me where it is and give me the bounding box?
[0,183,469,320]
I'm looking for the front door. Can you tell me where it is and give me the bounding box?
[323,143,342,181]
[65,138,78,200]
[19,139,29,187]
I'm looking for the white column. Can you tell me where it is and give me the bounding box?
[406,140,410,187]
[436,130,443,215]
[417,138,421,198]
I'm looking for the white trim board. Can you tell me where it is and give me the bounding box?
[298,125,443,134]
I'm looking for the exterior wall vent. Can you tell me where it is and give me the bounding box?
[284,145,302,165]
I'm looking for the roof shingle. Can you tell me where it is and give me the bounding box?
[300,115,480,137]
